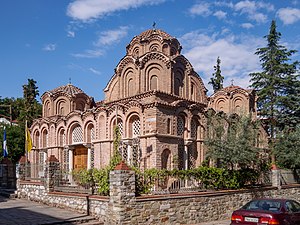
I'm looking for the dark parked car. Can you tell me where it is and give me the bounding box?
[231,198,300,225]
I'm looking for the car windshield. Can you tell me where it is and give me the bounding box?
[242,200,281,212]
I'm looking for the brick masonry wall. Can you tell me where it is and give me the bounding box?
[17,177,300,225]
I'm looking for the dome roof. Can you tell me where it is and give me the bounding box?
[48,83,85,96]
[137,29,173,40]
[41,83,87,100]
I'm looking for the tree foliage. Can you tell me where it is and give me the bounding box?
[20,78,42,127]
[204,112,266,170]
[209,56,224,93]
[274,127,300,169]
[0,79,42,163]
[249,20,300,136]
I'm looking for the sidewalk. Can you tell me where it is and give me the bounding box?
[196,219,230,225]
[0,195,231,225]
[0,195,99,225]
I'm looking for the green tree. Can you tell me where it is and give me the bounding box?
[205,113,264,170]
[209,56,224,93]
[249,20,299,138]
[274,126,300,170]
[19,79,42,127]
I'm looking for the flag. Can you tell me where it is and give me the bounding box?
[26,127,32,152]
[3,128,8,157]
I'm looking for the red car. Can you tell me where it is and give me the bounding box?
[231,198,300,225]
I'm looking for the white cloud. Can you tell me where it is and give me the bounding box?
[213,10,227,20]
[43,44,56,51]
[241,23,254,29]
[277,7,300,25]
[95,26,129,46]
[234,0,274,23]
[71,49,104,58]
[189,2,212,16]
[67,0,165,21]
[67,31,75,38]
[89,67,101,75]
[180,31,263,90]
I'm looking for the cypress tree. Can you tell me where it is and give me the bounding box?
[209,56,224,93]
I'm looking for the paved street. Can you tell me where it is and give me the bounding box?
[0,195,98,225]
[0,195,230,225]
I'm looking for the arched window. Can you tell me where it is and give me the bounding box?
[57,100,67,116]
[150,75,158,90]
[34,131,40,148]
[129,116,140,138]
[59,129,65,146]
[76,101,85,111]
[42,130,48,148]
[72,125,83,143]
[128,78,134,96]
[87,124,94,143]
[191,118,199,139]
[167,118,171,134]
[177,116,185,136]
[44,101,51,117]
[161,149,171,170]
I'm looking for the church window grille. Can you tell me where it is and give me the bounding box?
[191,119,198,139]
[177,116,185,136]
[72,125,83,143]
[188,144,197,169]
[118,121,123,137]
[133,119,140,137]
[91,127,95,141]
[91,147,95,168]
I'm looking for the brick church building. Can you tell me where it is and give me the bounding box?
[29,29,267,176]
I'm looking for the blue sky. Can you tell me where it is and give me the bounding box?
[1,0,300,101]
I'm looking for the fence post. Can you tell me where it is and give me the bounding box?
[108,161,136,224]
[271,165,281,189]
[0,158,16,189]
[18,156,28,181]
[44,155,60,192]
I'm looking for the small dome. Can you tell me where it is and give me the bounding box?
[48,84,85,97]
[136,29,173,40]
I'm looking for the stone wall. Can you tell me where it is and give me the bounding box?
[17,160,300,225]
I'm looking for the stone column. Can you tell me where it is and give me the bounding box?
[108,161,136,225]
[44,155,60,192]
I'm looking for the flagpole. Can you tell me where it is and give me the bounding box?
[25,120,28,179]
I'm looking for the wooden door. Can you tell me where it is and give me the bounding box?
[73,146,88,170]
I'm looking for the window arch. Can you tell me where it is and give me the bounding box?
[191,117,200,139]
[72,125,83,144]
[42,129,48,148]
[129,115,140,138]
[34,131,40,148]
[167,118,171,134]
[127,78,134,96]
[112,118,123,138]
[177,116,185,136]
[57,99,67,116]
[161,149,171,170]
[86,123,95,143]
[150,75,158,90]
[44,100,51,117]
[58,129,66,146]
